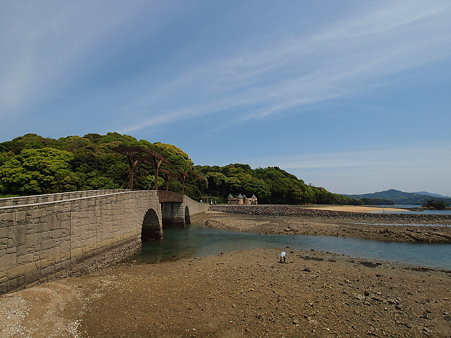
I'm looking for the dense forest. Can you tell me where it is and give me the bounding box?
[0,133,362,205]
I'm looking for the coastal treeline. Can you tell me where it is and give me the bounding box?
[196,164,361,205]
[0,133,360,205]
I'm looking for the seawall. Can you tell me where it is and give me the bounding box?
[0,190,165,294]
[209,205,451,222]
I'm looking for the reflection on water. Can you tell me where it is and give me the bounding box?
[137,225,451,270]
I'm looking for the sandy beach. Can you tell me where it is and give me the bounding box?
[302,205,407,212]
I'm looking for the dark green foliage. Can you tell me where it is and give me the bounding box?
[151,142,194,173]
[0,133,355,205]
[0,133,138,195]
[361,198,394,205]
[143,175,165,189]
[423,199,448,210]
[196,164,359,205]
[0,148,79,194]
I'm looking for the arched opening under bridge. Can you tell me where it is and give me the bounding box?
[141,209,161,241]
[185,206,190,225]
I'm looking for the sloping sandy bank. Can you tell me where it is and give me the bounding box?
[1,248,449,337]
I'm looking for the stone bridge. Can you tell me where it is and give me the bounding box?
[0,189,208,294]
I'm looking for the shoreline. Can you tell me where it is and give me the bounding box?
[209,204,451,222]
[201,207,451,243]
[302,204,407,212]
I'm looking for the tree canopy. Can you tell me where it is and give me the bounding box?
[0,133,360,205]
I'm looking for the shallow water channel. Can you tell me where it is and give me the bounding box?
[137,225,451,270]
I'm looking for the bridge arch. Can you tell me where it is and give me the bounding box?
[141,208,162,241]
[185,205,191,225]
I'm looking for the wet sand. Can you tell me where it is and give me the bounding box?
[1,210,450,337]
[302,205,407,212]
[198,211,451,243]
[1,248,450,337]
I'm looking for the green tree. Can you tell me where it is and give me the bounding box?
[0,148,79,194]
[152,142,194,173]
[143,175,165,189]
[423,199,448,210]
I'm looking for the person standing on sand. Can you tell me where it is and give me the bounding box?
[279,251,287,263]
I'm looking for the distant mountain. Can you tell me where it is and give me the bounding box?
[413,191,451,199]
[346,189,451,205]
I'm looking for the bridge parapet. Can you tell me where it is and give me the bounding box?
[0,189,129,207]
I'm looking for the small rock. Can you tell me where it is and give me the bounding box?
[355,294,365,301]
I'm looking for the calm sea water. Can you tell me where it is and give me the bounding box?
[137,226,451,270]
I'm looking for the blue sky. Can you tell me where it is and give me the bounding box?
[1,0,451,195]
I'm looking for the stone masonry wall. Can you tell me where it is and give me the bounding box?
[209,205,451,222]
[183,195,209,216]
[0,190,162,294]
[0,189,128,207]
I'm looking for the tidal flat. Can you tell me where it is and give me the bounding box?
[1,210,450,337]
[201,209,451,243]
[1,247,450,337]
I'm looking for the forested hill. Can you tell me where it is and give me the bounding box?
[347,189,451,205]
[0,133,360,205]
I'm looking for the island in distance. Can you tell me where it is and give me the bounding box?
[346,189,451,206]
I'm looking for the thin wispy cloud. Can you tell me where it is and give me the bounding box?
[2,0,450,130]
[114,0,451,131]
[247,145,451,170]
[0,0,166,115]
[245,144,451,195]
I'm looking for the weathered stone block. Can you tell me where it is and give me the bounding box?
[15,209,29,222]
[16,227,26,246]
[0,275,7,284]
[25,269,41,285]
[26,232,38,247]
[47,213,59,229]
[0,212,15,227]
[7,264,26,279]
[17,245,27,256]
[17,253,34,265]
[41,264,54,277]
[0,226,8,238]
[33,208,47,219]
[6,246,16,254]
[41,238,55,251]
[0,253,15,272]
[1,278,19,293]
[0,237,7,251]
[71,247,83,259]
